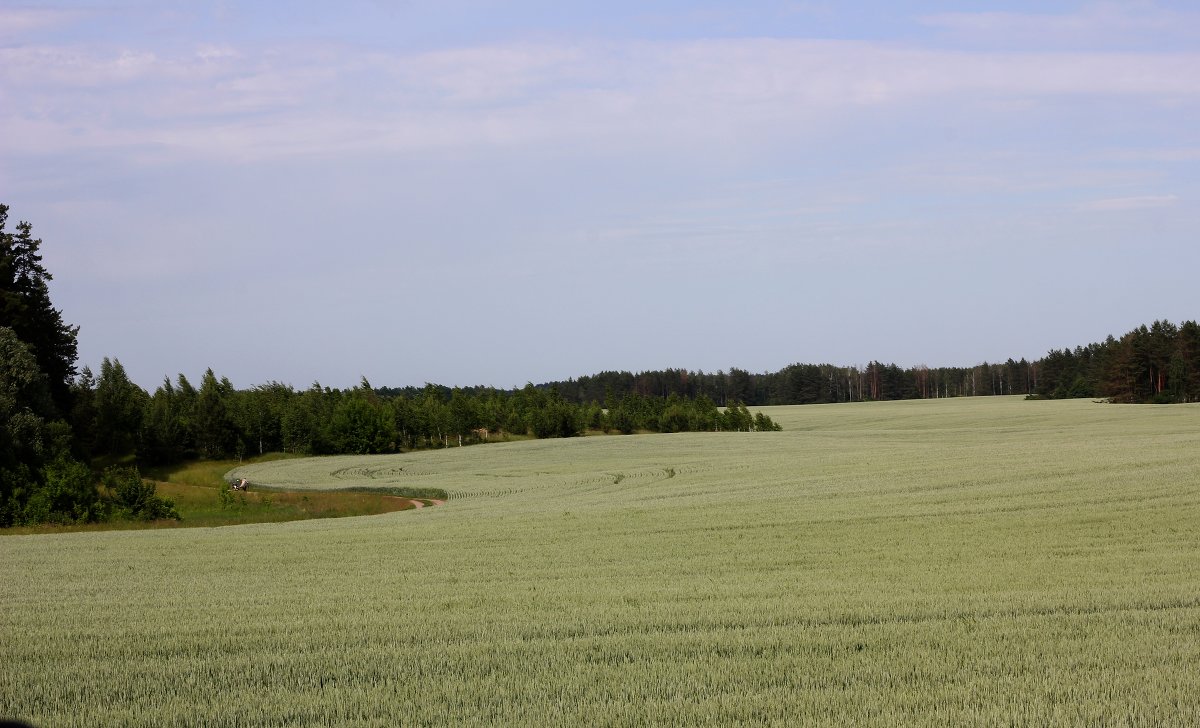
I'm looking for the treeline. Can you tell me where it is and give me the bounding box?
[1032,320,1200,402]
[73,369,780,466]
[543,360,1038,406]
[541,320,1200,407]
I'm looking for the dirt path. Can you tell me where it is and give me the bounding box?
[408,498,446,510]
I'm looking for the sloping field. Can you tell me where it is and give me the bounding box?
[3,396,1200,726]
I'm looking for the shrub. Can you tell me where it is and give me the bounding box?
[217,481,247,510]
[23,457,108,525]
[103,466,181,521]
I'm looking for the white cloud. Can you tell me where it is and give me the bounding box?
[3,37,1200,163]
[384,43,591,103]
[0,7,85,38]
[195,44,239,62]
[1078,194,1180,211]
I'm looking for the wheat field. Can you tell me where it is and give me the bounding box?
[3,396,1199,726]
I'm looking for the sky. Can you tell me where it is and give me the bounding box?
[2,1,1198,391]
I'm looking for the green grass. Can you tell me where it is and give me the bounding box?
[141,452,304,489]
[145,453,420,528]
[4,453,419,535]
[3,397,1200,726]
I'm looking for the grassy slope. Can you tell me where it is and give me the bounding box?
[144,456,420,527]
[3,455,418,535]
[2,397,1199,726]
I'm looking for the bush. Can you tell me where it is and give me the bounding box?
[659,406,689,433]
[217,481,247,510]
[103,466,181,521]
[22,457,108,525]
[753,412,782,432]
[607,406,636,435]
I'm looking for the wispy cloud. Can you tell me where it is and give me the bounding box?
[4,37,1200,164]
[1078,194,1180,211]
[0,7,86,39]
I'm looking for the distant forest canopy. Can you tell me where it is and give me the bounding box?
[88,316,1193,470]
[371,321,1198,408]
[1032,320,1200,403]
[102,374,780,467]
[527,319,1200,407]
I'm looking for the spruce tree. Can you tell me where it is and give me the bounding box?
[0,204,79,415]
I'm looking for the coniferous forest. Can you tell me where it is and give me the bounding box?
[2,203,1197,525]
[541,318,1200,407]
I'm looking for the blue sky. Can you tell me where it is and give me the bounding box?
[2,1,1197,390]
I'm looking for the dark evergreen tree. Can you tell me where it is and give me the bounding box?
[194,369,236,458]
[68,366,99,460]
[725,368,753,405]
[141,377,192,464]
[0,205,79,414]
[1177,321,1200,402]
[93,357,148,457]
